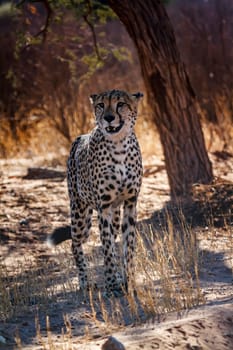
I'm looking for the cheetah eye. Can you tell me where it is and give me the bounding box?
[117,102,126,109]
[96,102,105,109]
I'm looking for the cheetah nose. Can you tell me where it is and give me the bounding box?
[104,114,115,123]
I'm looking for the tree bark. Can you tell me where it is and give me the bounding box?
[108,0,213,198]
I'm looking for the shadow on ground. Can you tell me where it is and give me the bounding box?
[0,172,232,348]
[146,181,233,229]
[22,167,66,180]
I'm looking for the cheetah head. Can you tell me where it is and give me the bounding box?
[90,89,143,140]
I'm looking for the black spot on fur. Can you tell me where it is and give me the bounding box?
[101,194,111,202]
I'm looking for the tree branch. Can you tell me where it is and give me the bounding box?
[16,0,52,42]
[33,0,52,41]
[82,0,102,61]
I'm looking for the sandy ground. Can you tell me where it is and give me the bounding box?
[0,152,232,349]
[83,302,233,350]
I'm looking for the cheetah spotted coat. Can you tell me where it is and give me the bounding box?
[48,89,143,296]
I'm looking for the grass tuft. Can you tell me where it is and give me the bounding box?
[0,210,217,348]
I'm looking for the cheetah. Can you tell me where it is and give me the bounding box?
[48,89,143,296]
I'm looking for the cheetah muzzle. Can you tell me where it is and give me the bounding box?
[47,89,143,297]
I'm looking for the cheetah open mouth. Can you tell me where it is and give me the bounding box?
[106,121,124,134]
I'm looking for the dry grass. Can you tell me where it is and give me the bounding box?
[0,154,232,348]
[0,209,210,349]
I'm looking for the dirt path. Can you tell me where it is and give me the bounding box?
[83,302,233,350]
[0,154,232,349]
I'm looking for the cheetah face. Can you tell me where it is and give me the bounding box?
[90,90,143,139]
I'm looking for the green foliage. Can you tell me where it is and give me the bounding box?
[93,0,117,23]
[111,46,132,63]
[14,0,124,79]
[49,0,116,23]
[0,1,15,18]
[82,49,105,76]
[1,0,134,139]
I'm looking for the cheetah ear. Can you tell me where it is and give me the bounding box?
[89,94,98,104]
[132,92,143,100]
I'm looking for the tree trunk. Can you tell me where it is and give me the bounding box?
[109,0,213,198]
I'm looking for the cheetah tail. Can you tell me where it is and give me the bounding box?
[46,225,71,247]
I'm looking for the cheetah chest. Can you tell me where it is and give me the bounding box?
[75,134,142,209]
[90,153,141,208]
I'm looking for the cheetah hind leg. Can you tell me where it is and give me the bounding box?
[122,199,138,295]
[70,204,95,293]
[111,207,128,297]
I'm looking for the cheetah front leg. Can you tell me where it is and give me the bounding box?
[98,207,123,297]
[112,207,125,286]
[112,207,120,241]
[122,198,137,293]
